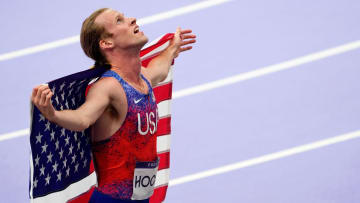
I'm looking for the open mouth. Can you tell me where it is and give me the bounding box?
[134,26,140,34]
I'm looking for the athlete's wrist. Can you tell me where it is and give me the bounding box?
[163,45,177,60]
[47,109,58,123]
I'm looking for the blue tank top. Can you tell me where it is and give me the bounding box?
[92,70,159,199]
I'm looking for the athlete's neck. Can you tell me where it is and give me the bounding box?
[107,48,142,84]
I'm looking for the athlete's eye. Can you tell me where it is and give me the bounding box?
[116,18,122,24]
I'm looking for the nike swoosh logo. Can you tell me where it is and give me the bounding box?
[134,98,142,104]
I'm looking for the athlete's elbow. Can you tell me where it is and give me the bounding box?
[76,117,92,131]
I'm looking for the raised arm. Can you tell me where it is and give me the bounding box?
[31,78,113,131]
[142,27,196,87]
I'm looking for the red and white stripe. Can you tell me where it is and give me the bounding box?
[58,34,175,203]
[141,33,174,203]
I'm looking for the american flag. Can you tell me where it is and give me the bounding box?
[29,34,174,203]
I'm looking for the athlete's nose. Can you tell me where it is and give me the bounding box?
[130,17,136,25]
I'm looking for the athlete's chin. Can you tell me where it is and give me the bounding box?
[126,35,148,50]
[138,36,149,49]
[140,35,149,45]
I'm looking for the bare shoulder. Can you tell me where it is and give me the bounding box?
[87,77,124,99]
[91,76,118,89]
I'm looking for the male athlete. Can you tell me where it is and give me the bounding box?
[31,8,196,203]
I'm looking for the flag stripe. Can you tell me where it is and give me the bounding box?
[157,135,171,153]
[31,172,97,203]
[158,100,171,118]
[154,82,173,104]
[141,34,173,52]
[89,159,95,173]
[156,117,171,136]
[140,34,173,58]
[67,186,95,203]
[144,34,173,203]
[150,185,168,203]
[140,42,170,66]
[140,36,172,67]
[155,168,170,187]
[157,152,170,171]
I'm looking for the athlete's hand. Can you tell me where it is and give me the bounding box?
[169,27,196,58]
[31,84,56,121]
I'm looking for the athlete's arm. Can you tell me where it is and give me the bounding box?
[142,27,196,87]
[31,78,113,131]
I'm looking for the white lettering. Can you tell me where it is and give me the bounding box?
[137,113,149,135]
[138,111,158,135]
[149,112,156,134]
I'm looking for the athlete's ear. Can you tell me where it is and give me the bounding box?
[99,38,114,50]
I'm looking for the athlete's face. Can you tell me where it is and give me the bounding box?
[95,9,148,50]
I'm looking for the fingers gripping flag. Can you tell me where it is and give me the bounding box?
[29,34,174,203]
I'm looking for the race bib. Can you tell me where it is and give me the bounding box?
[131,158,159,200]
